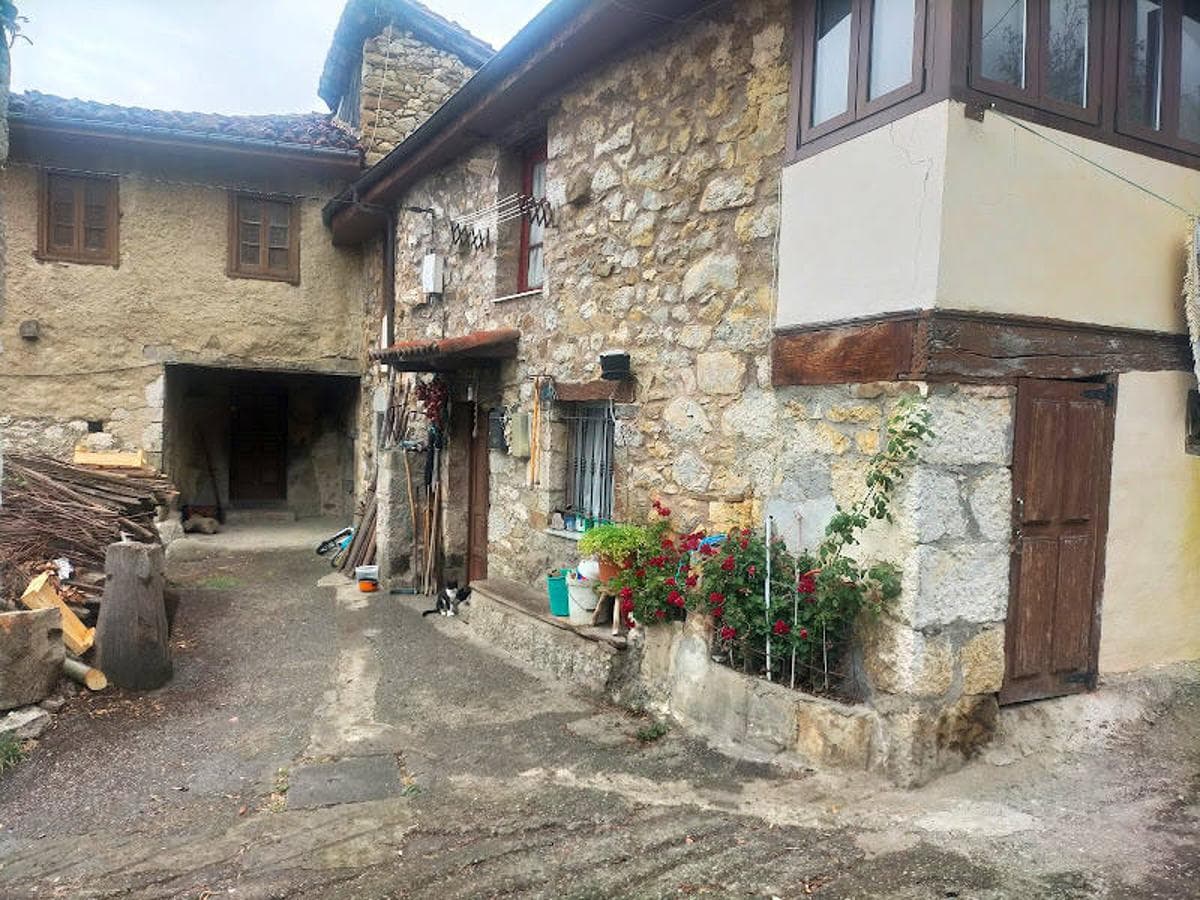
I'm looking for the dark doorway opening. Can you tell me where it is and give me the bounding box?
[230,387,288,505]
[163,365,359,519]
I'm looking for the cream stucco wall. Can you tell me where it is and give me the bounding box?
[777,101,948,328]
[0,159,365,457]
[939,109,1199,334]
[778,99,1199,334]
[1099,371,1200,673]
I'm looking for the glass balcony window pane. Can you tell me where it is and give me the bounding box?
[813,0,853,124]
[1046,0,1090,106]
[981,0,1028,87]
[1180,0,1200,141]
[870,0,917,99]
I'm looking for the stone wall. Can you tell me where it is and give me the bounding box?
[369,0,1015,782]
[0,157,364,466]
[358,26,478,164]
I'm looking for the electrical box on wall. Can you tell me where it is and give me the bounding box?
[421,253,445,295]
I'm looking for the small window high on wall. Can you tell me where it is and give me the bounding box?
[518,139,548,292]
[797,0,928,144]
[37,171,119,266]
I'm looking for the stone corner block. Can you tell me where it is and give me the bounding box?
[1,608,65,713]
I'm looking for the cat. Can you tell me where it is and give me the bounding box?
[422,581,472,617]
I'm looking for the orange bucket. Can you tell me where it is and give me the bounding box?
[358,580,379,593]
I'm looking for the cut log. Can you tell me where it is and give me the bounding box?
[72,448,147,469]
[96,542,172,690]
[20,572,95,656]
[63,657,108,691]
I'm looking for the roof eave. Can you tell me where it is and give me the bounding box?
[9,115,364,169]
[323,0,708,244]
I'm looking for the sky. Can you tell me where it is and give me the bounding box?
[8,1,548,115]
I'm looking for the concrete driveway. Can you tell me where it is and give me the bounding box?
[0,525,1196,898]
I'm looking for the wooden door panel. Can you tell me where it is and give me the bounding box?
[1052,533,1096,672]
[1003,379,1115,705]
[1061,401,1102,522]
[466,405,489,584]
[1010,538,1057,679]
[1023,399,1061,523]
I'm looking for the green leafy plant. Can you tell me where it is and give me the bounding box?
[635,720,669,743]
[0,734,26,775]
[577,522,647,564]
[700,395,932,695]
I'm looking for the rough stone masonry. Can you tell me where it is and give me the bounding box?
[357,0,1018,784]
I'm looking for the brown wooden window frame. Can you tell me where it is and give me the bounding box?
[794,0,931,147]
[969,0,1105,125]
[226,192,301,286]
[957,1,1200,169]
[1115,0,1200,155]
[36,170,120,267]
[517,138,548,294]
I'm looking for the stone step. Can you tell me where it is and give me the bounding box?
[222,508,298,525]
[466,581,634,697]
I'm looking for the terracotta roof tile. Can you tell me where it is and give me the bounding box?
[9,91,363,156]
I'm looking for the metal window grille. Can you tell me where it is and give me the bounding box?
[566,404,614,520]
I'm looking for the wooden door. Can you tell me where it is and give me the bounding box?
[466,405,490,583]
[229,388,288,504]
[1002,379,1115,705]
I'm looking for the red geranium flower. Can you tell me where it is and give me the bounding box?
[720,625,737,641]
[747,565,756,577]
[700,544,717,557]
[797,573,816,595]
[712,607,723,619]
[709,592,725,605]
[620,598,635,615]
[636,569,647,579]
[685,573,699,588]
[720,555,735,572]
[661,537,675,550]
[619,586,633,601]
[654,609,667,620]
[664,576,677,587]
[799,627,809,639]
[658,506,671,517]
[739,539,749,550]
[667,590,684,607]
[772,619,790,636]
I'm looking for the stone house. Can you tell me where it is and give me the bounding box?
[326,0,1199,784]
[0,92,368,518]
[0,0,488,520]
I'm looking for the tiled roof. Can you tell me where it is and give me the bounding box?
[8,91,363,156]
[320,0,494,110]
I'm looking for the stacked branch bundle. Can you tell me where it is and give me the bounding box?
[0,455,176,606]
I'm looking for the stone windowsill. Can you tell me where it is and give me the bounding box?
[544,528,583,542]
[492,288,545,304]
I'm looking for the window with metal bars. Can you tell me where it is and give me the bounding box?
[565,404,615,520]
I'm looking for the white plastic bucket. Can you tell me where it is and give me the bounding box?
[566,580,598,625]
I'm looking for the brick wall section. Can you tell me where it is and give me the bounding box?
[358,26,478,164]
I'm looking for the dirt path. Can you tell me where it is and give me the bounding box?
[0,530,1195,898]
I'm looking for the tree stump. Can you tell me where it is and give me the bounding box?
[97,542,172,690]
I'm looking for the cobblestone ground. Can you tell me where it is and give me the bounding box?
[0,527,1196,898]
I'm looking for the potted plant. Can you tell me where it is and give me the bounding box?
[577,522,646,582]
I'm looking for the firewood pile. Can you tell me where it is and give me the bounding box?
[0,455,177,607]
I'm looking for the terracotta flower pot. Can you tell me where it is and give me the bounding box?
[598,556,625,583]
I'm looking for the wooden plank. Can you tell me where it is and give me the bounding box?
[771,310,1194,386]
[20,572,95,656]
[72,448,147,469]
[771,315,922,386]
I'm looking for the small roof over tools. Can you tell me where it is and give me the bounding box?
[372,328,520,371]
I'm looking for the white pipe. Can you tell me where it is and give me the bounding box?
[764,514,772,682]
